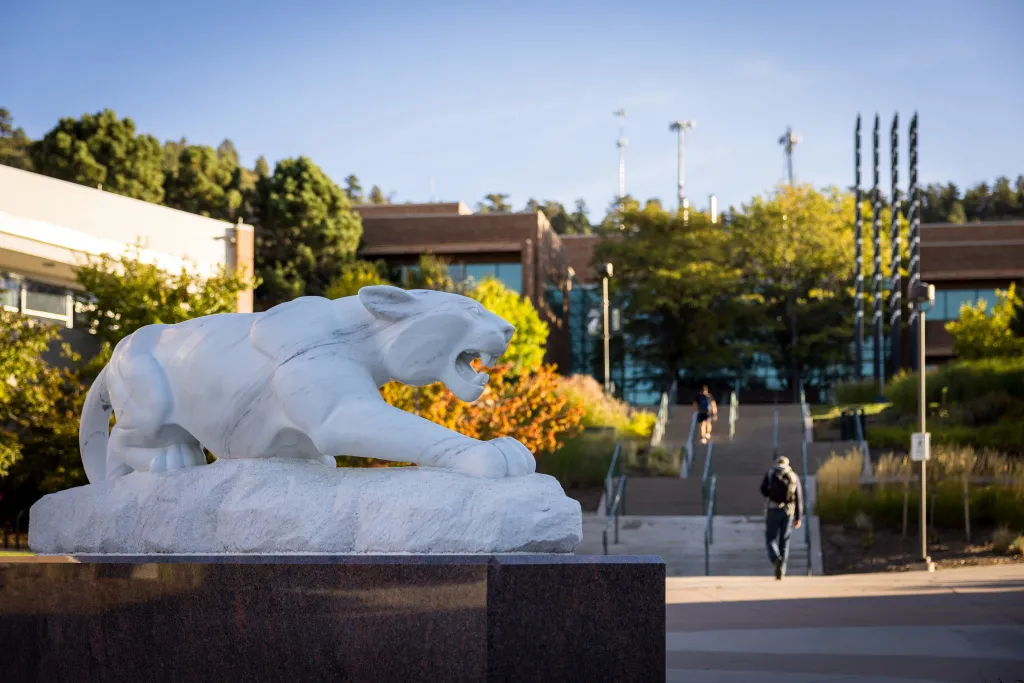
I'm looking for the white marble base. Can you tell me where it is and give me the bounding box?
[28,459,583,555]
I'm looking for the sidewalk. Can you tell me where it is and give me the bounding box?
[665,564,1024,682]
[577,513,810,577]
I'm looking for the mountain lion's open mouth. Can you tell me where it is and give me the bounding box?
[454,350,498,386]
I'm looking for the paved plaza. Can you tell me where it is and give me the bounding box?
[664,564,1024,682]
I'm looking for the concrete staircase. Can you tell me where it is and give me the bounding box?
[582,400,843,576]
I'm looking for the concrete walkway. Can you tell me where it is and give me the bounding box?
[577,513,810,577]
[665,564,1024,682]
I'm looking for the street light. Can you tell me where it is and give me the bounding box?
[602,263,614,394]
[669,120,696,220]
[911,281,936,572]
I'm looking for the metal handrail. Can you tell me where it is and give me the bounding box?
[680,412,698,478]
[703,474,717,576]
[772,404,779,460]
[728,390,738,441]
[853,408,872,477]
[649,380,678,448]
[701,441,714,512]
[603,442,623,516]
[602,473,628,554]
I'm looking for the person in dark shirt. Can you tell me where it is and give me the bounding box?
[693,385,717,445]
[759,456,803,580]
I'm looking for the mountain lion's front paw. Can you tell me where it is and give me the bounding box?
[489,437,536,477]
[450,438,535,478]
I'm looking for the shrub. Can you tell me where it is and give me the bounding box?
[1012,535,1024,556]
[992,527,1016,554]
[815,446,1024,530]
[868,422,1024,456]
[538,433,617,489]
[835,378,883,405]
[558,374,655,440]
[887,357,1024,417]
[624,444,680,477]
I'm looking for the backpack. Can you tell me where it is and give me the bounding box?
[765,466,797,505]
[697,394,711,412]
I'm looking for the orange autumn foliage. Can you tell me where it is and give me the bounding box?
[380,363,584,458]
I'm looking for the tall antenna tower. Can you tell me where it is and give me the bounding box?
[778,126,802,185]
[668,119,696,221]
[614,109,627,203]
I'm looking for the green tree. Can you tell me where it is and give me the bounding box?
[594,202,745,384]
[254,155,270,178]
[324,260,390,299]
[163,145,241,219]
[254,157,362,306]
[989,176,1020,219]
[0,309,80,481]
[343,174,363,203]
[468,278,549,372]
[946,284,1024,360]
[0,107,33,170]
[367,184,388,204]
[962,182,991,222]
[729,184,906,398]
[0,309,87,520]
[216,139,240,166]
[162,137,188,173]
[566,198,592,234]
[75,246,254,349]
[478,193,511,213]
[947,201,967,224]
[30,109,165,203]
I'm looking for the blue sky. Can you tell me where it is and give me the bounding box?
[2,0,1022,217]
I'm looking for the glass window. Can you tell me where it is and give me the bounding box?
[496,263,522,293]
[465,263,496,284]
[448,263,465,282]
[946,290,977,320]
[24,281,69,316]
[976,290,998,315]
[0,276,20,309]
[931,291,949,320]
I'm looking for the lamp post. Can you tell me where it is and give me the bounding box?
[911,281,935,571]
[669,120,695,221]
[602,262,614,394]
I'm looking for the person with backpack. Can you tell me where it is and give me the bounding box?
[759,456,804,580]
[693,385,717,445]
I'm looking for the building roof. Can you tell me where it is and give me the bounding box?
[0,165,243,282]
[921,220,1024,282]
[352,202,472,218]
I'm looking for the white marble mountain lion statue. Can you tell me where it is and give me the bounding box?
[79,286,536,483]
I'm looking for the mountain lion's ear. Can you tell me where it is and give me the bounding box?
[358,285,418,320]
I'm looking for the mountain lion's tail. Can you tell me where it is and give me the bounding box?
[79,364,113,484]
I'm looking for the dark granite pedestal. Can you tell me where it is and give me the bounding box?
[0,554,664,683]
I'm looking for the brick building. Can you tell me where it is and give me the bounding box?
[558,222,1024,372]
[354,202,575,370]
[919,220,1024,364]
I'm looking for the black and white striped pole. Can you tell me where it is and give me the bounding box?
[872,114,883,392]
[889,113,902,376]
[854,116,864,379]
[907,113,921,372]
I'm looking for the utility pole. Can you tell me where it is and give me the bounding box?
[778,127,802,185]
[602,263,614,394]
[614,110,627,203]
[669,120,695,222]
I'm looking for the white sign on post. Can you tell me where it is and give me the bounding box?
[911,432,931,462]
